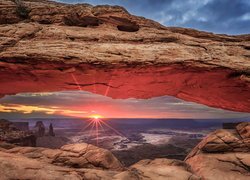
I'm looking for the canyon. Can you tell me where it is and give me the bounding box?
[0,119,249,179]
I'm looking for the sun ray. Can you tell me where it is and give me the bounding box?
[104,70,116,97]
[97,120,105,132]
[80,116,129,146]
[95,120,99,145]
[71,73,82,91]
[101,120,129,140]
[89,120,96,139]
[80,119,95,132]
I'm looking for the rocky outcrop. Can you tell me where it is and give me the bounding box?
[0,119,36,147]
[115,159,200,180]
[185,122,250,180]
[48,123,55,136]
[4,143,124,171]
[0,142,198,180]
[33,121,45,137]
[0,0,249,112]
[0,151,118,180]
[0,123,249,179]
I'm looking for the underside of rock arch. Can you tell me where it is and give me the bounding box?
[0,0,249,112]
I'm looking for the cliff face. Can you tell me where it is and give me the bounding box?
[0,0,250,112]
[0,119,36,147]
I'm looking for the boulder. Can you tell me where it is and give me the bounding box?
[115,158,200,180]
[0,151,117,180]
[4,143,124,171]
[0,143,200,180]
[185,122,250,180]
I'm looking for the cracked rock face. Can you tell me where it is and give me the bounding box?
[4,143,124,171]
[0,142,199,180]
[185,122,250,180]
[0,0,249,112]
[114,159,200,180]
[0,123,249,180]
[0,151,118,180]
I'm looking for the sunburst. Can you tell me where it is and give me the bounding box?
[88,114,104,119]
[80,116,128,146]
[71,73,128,146]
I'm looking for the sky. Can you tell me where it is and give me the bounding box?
[0,91,249,119]
[56,0,250,35]
[0,0,249,119]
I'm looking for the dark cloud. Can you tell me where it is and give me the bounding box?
[56,0,250,34]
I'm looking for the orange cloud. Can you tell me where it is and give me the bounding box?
[0,104,88,117]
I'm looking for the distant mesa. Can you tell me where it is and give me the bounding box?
[12,121,29,131]
[0,119,36,147]
[34,121,45,137]
[33,121,55,137]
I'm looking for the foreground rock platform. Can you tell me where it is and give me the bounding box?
[0,0,249,112]
[0,142,198,180]
[186,122,250,180]
[4,143,124,171]
[0,122,249,179]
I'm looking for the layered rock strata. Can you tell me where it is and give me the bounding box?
[185,122,250,180]
[0,0,249,112]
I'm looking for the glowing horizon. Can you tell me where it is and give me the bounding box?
[0,91,249,119]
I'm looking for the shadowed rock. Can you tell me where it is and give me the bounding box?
[115,158,200,180]
[34,121,45,137]
[0,119,36,147]
[185,122,250,180]
[48,123,55,136]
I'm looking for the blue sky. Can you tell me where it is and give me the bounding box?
[56,0,250,35]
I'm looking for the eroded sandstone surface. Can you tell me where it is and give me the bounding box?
[0,142,198,180]
[0,122,249,180]
[0,0,249,112]
[186,122,250,180]
[4,143,124,171]
[114,159,200,180]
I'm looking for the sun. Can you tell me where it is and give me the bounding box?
[88,114,104,120]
